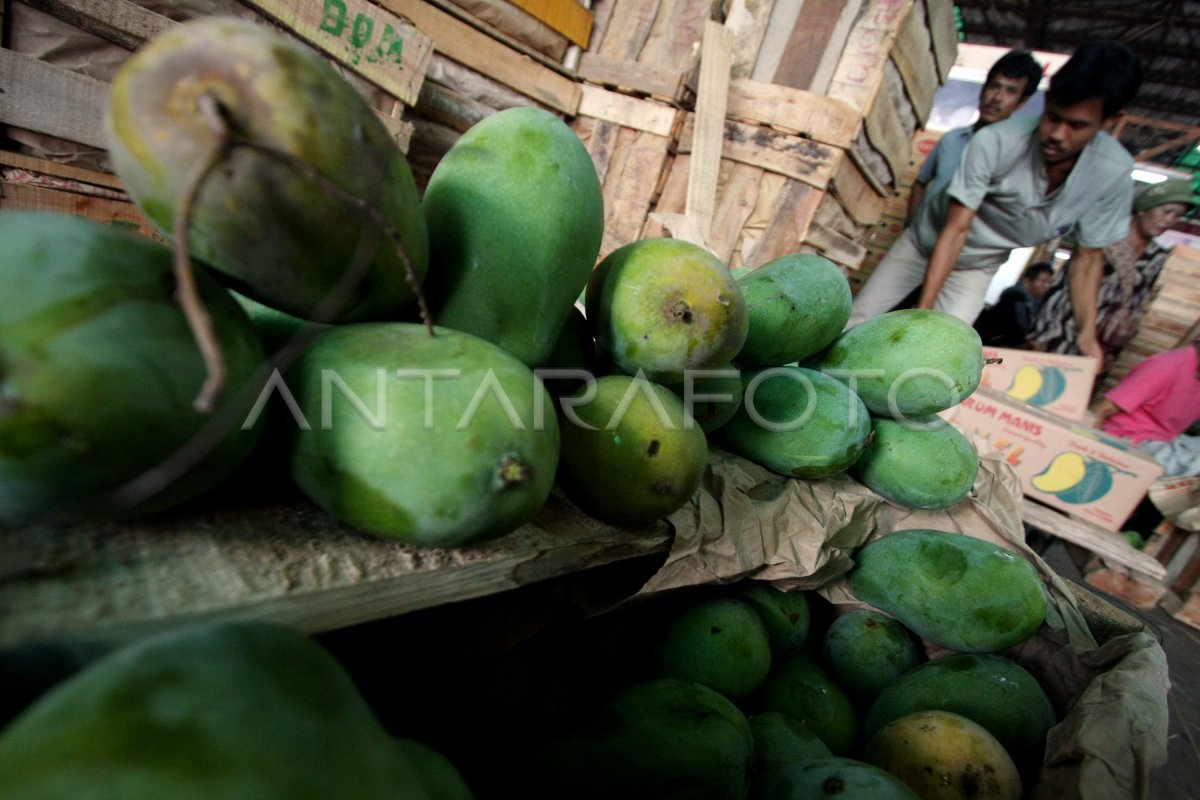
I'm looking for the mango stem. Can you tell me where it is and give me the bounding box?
[174,92,231,413]
[225,140,434,337]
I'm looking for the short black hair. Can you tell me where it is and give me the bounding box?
[1046,39,1142,118]
[986,50,1043,100]
[1023,261,1054,281]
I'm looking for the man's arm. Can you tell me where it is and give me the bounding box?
[906,182,928,222]
[917,200,975,309]
[1090,396,1121,427]
[1067,246,1105,366]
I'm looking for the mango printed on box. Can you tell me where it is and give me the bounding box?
[979,347,1098,421]
[944,389,1163,531]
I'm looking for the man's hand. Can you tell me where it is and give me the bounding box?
[1075,328,1104,368]
[1090,396,1120,428]
[917,200,974,309]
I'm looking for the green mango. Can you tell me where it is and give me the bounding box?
[556,375,708,525]
[287,323,559,547]
[0,621,465,799]
[751,757,920,799]
[812,309,983,417]
[850,416,978,509]
[863,653,1056,755]
[671,365,744,433]
[849,529,1048,653]
[587,238,749,385]
[719,366,871,479]
[106,17,428,322]
[392,739,476,799]
[735,583,811,658]
[821,609,922,709]
[747,711,832,788]
[536,678,753,800]
[736,253,851,367]
[232,291,327,356]
[759,655,859,756]
[0,211,264,523]
[538,304,599,400]
[654,597,773,701]
[863,711,1022,800]
[423,107,603,366]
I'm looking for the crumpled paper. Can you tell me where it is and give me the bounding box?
[636,444,1168,800]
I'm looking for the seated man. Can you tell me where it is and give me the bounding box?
[973,261,1054,347]
[1091,340,1200,477]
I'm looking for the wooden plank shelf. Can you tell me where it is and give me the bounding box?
[0,490,671,650]
[1020,498,1167,582]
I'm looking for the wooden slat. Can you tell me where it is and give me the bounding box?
[505,0,595,48]
[826,0,915,113]
[0,49,108,149]
[808,0,864,96]
[686,20,733,240]
[21,0,172,50]
[0,494,672,647]
[835,146,892,225]
[1021,499,1167,582]
[0,150,123,189]
[572,115,618,183]
[576,52,687,100]
[594,0,662,60]
[381,0,582,113]
[241,0,433,106]
[438,0,571,60]
[863,82,910,185]
[638,0,711,71]
[0,182,161,240]
[416,80,497,132]
[726,78,863,149]
[708,161,765,265]
[890,0,938,123]
[750,0,803,83]
[746,178,822,265]
[599,125,673,257]
[725,0,776,79]
[771,0,850,91]
[577,83,677,135]
[678,115,840,190]
[805,221,867,269]
[925,0,958,83]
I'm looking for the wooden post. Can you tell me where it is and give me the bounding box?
[683,20,732,248]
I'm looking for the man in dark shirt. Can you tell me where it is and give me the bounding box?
[973,261,1054,347]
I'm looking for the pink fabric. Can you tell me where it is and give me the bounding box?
[1102,345,1200,443]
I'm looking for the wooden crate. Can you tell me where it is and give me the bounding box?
[575,0,712,103]
[571,85,679,260]
[850,127,941,285]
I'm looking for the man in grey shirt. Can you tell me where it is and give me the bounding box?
[847,40,1142,366]
[906,49,1043,222]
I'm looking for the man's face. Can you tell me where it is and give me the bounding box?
[1038,97,1109,166]
[1025,271,1054,301]
[977,74,1031,125]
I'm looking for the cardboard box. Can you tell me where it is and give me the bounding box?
[943,387,1164,531]
[979,347,1099,421]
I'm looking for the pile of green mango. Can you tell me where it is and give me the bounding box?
[521,572,1051,799]
[0,14,1065,798]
